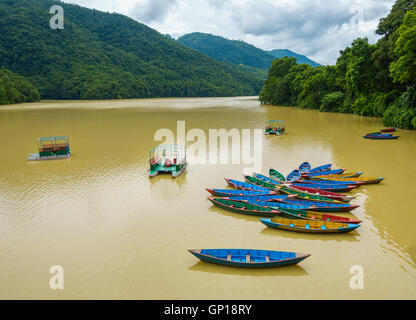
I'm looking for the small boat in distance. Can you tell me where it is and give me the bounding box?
[27,136,71,161]
[380,128,397,133]
[265,120,286,135]
[286,169,301,182]
[363,134,399,140]
[149,144,187,178]
[189,249,310,268]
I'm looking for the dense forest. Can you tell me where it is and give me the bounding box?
[260,0,416,129]
[178,33,320,69]
[0,0,264,100]
[0,69,40,105]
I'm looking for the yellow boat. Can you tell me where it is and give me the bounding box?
[310,176,384,185]
[307,172,363,179]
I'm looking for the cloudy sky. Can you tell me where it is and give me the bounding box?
[63,0,395,65]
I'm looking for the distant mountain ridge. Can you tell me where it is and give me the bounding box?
[267,49,321,67]
[177,33,320,69]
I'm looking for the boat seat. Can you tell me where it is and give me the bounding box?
[321,225,326,230]
[227,254,231,261]
[246,255,251,263]
[265,256,270,262]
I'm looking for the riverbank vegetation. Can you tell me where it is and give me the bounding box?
[0,69,40,105]
[260,0,416,130]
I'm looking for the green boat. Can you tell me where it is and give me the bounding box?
[244,175,278,190]
[149,144,187,178]
[277,208,362,224]
[279,186,338,203]
[208,198,280,217]
[269,168,286,182]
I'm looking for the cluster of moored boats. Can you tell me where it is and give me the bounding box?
[363,127,399,139]
[189,162,384,268]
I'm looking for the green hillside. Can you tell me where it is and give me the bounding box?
[0,69,40,105]
[268,49,321,67]
[0,0,264,100]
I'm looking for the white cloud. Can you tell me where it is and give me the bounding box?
[63,0,395,65]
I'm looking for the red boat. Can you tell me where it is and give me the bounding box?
[289,185,356,202]
[380,128,396,133]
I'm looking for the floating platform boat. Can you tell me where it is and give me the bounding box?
[288,185,356,202]
[149,144,187,178]
[189,249,310,268]
[260,218,360,234]
[277,208,362,224]
[265,120,285,135]
[27,136,71,161]
[206,189,277,197]
[208,198,280,217]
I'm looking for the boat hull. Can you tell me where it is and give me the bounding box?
[260,219,360,234]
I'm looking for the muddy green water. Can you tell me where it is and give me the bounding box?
[0,97,415,299]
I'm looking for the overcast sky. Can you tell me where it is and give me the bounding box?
[63,0,395,65]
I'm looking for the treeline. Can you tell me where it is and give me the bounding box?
[0,0,264,101]
[0,69,40,105]
[260,0,416,130]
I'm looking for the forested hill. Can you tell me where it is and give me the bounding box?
[0,0,264,100]
[0,69,40,105]
[178,33,320,68]
[260,0,416,130]
[267,49,320,67]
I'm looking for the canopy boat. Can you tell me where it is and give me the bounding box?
[243,175,278,190]
[288,185,356,202]
[298,162,312,174]
[291,182,358,192]
[277,198,359,212]
[225,179,272,192]
[286,169,301,182]
[302,168,347,177]
[27,136,71,161]
[269,168,286,182]
[265,120,285,135]
[309,172,364,179]
[363,134,399,140]
[149,144,187,178]
[208,198,280,217]
[277,208,362,224]
[306,164,332,174]
[252,173,283,186]
[311,176,384,185]
[206,189,277,197]
[189,249,310,268]
[279,186,339,203]
[380,128,397,133]
[260,218,360,234]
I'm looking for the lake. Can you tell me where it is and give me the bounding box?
[0,97,415,299]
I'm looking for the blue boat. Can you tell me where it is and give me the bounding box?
[300,179,362,186]
[303,169,346,177]
[299,162,311,173]
[291,182,357,192]
[226,195,292,202]
[253,173,283,186]
[307,164,332,173]
[242,200,312,211]
[278,199,359,212]
[206,189,276,197]
[286,169,301,182]
[226,179,272,192]
[189,249,310,268]
[363,134,399,140]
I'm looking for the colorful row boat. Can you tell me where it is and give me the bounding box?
[300,179,363,186]
[302,168,346,177]
[277,208,362,224]
[299,162,311,173]
[224,195,293,202]
[278,198,359,212]
[363,134,399,140]
[279,186,340,203]
[380,128,396,133]
[208,198,280,217]
[269,168,286,182]
[310,172,364,179]
[189,249,310,268]
[206,189,276,197]
[306,164,332,174]
[260,218,360,234]
[286,169,301,182]
[242,199,351,213]
[243,175,278,190]
[311,176,384,185]
[252,173,283,186]
[286,185,356,202]
[225,179,272,192]
[292,182,357,192]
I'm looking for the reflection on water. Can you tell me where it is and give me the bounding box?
[0,97,416,299]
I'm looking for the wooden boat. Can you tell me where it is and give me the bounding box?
[279,186,339,203]
[241,200,311,211]
[289,185,356,202]
[27,136,71,161]
[311,176,384,185]
[363,134,399,140]
[310,172,364,179]
[260,218,360,234]
[243,175,278,190]
[206,189,277,197]
[225,195,294,202]
[225,179,272,192]
[307,164,332,174]
[286,169,301,182]
[277,208,362,224]
[208,198,280,217]
[277,198,359,212]
[189,249,310,268]
[302,168,347,177]
[252,173,283,186]
[366,132,394,136]
[380,128,397,133]
[300,178,363,186]
[291,182,357,192]
[269,168,285,182]
[299,162,311,173]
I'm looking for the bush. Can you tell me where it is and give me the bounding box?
[320,92,345,112]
